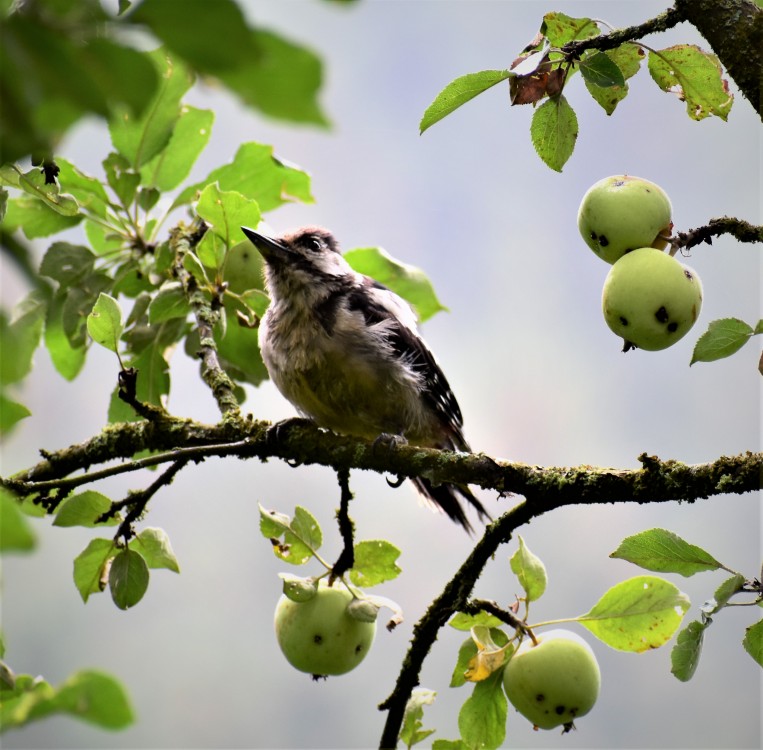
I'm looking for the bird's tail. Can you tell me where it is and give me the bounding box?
[411,477,490,533]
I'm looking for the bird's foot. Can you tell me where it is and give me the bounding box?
[266,417,315,451]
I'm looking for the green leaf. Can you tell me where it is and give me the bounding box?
[450,637,478,688]
[53,491,119,528]
[0,489,36,553]
[610,528,724,576]
[510,535,547,602]
[147,282,191,324]
[1,196,83,238]
[109,49,194,169]
[419,70,512,135]
[39,242,96,285]
[109,549,150,609]
[73,538,117,602]
[258,504,321,565]
[129,527,180,573]
[742,620,763,667]
[0,393,31,435]
[648,45,733,121]
[44,291,87,381]
[349,539,402,587]
[51,670,134,729]
[540,12,600,46]
[87,293,124,353]
[141,105,214,191]
[196,231,228,271]
[61,272,113,348]
[577,575,690,652]
[670,620,707,681]
[56,158,112,218]
[0,669,135,732]
[343,247,447,323]
[400,689,437,749]
[195,184,261,247]
[585,45,645,115]
[0,292,46,386]
[102,152,140,208]
[579,51,625,88]
[130,344,170,407]
[0,186,7,222]
[457,670,507,750]
[85,220,125,256]
[182,250,209,285]
[131,1,328,126]
[449,611,504,632]
[175,142,313,211]
[530,95,578,172]
[211,302,269,387]
[11,167,80,217]
[691,317,755,364]
[710,574,746,611]
[432,742,467,750]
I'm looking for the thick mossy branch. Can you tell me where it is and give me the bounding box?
[4,415,761,508]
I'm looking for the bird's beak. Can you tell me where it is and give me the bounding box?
[241,226,291,261]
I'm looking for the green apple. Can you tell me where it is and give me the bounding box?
[223,240,265,294]
[274,580,376,677]
[578,175,673,264]
[503,629,601,731]
[602,247,703,351]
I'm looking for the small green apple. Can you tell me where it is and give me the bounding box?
[602,247,703,351]
[578,175,673,264]
[503,629,601,731]
[274,580,376,677]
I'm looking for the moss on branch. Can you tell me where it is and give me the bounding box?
[5,415,760,512]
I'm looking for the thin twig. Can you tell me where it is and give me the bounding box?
[671,217,763,253]
[561,5,686,58]
[330,467,356,582]
[110,459,188,541]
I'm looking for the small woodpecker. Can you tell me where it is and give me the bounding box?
[242,225,489,532]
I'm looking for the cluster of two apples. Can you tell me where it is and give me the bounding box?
[578,175,703,351]
[274,580,602,733]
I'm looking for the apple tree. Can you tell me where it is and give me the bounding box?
[0,1,761,748]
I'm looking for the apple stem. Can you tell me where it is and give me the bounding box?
[526,626,540,646]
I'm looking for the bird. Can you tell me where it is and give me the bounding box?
[241,224,489,532]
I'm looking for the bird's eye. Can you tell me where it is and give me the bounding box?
[305,236,323,253]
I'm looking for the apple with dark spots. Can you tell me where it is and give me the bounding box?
[503,629,601,731]
[602,247,703,351]
[274,581,376,677]
[578,175,673,264]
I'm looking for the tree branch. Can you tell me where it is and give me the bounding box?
[4,415,760,510]
[674,0,762,117]
[378,501,534,748]
[561,5,686,57]
[170,224,241,418]
[561,1,763,119]
[672,216,763,252]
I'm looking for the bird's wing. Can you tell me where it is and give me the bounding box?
[347,279,468,449]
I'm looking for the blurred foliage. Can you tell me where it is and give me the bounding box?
[0,0,328,165]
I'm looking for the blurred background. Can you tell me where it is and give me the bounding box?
[1,1,760,748]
